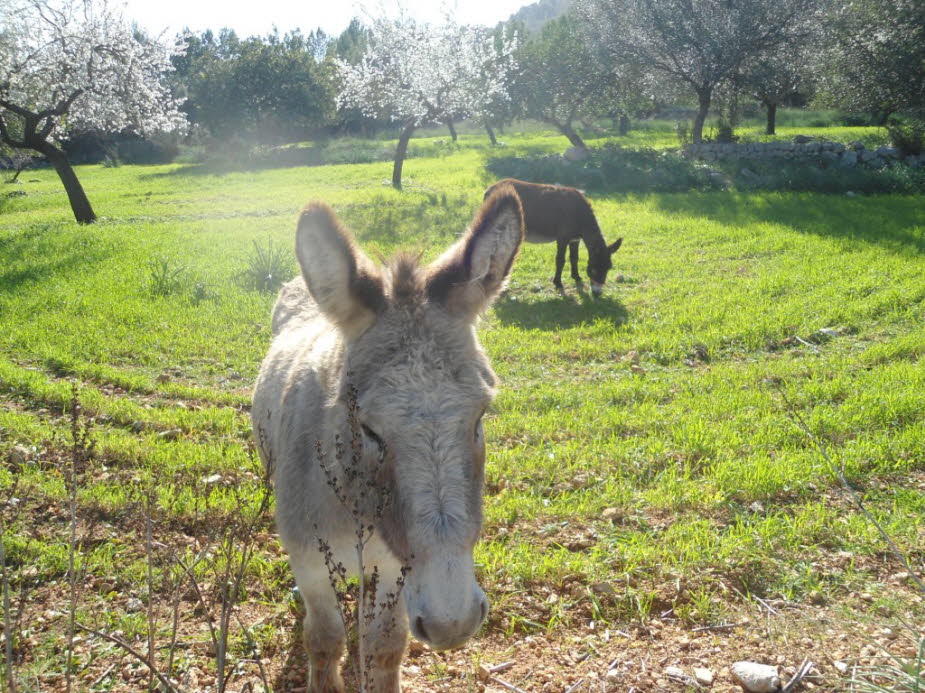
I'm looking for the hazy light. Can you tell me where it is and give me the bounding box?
[124,0,529,38]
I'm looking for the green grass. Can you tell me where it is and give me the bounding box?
[1,118,924,684]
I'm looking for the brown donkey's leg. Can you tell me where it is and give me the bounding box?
[553,240,568,290]
[568,240,583,284]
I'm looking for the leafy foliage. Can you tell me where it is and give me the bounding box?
[172,29,336,144]
[488,143,925,194]
[579,0,820,141]
[817,0,925,122]
[887,116,925,157]
[514,14,607,147]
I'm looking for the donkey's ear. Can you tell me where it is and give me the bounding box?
[609,238,623,255]
[295,203,386,338]
[426,185,524,317]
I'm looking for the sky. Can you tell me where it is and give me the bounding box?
[123,0,529,39]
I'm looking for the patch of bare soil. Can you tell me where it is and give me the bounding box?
[8,493,923,693]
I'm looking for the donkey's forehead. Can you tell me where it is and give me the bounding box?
[345,305,496,396]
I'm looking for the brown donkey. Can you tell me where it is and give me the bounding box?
[484,178,622,295]
[252,187,525,692]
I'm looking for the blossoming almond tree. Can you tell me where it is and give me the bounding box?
[337,15,517,188]
[0,0,186,223]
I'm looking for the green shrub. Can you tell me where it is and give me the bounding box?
[240,239,292,293]
[145,256,186,297]
[887,116,925,156]
[488,144,715,193]
[487,144,925,195]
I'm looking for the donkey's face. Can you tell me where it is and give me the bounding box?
[295,188,524,651]
[587,237,624,296]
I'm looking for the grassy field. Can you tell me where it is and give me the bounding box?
[1,122,924,691]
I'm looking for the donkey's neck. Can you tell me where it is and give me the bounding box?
[579,223,608,260]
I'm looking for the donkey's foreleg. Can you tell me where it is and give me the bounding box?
[553,240,568,290]
[363,568,410,693]
[291,552,347,693]
[568,240,583,284]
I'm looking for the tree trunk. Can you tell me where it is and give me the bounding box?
[766,102,777,135]
[485,122,498,146]
[392,122,415,189]
[559,121,587,149]
[446,120,457,142]
[38,142,97,223]
[618,113,630,136]
[692,89,712,144]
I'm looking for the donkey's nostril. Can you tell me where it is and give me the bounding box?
[415,616,429,642]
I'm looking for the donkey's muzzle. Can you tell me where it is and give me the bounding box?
[409,587,489,651]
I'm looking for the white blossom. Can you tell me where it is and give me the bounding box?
[336,15,518,128]
[0,0,187,142]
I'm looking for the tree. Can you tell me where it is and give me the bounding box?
[741,50,812,135]
[0,0,186,223]
[462,24,521,146]
[515,14,604,149]
[327,19,376,135]
[173,28,335,144]
[817,0,925,124]
[338,15,517,188]
[0,113,33,182]
[580,0,819,142]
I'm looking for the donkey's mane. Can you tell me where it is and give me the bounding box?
[385,251,426,305]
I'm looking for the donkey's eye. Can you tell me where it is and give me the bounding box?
[361,424,383,447]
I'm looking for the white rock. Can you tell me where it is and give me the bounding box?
[833,660,849,674]
[731,661,781,692]
[694,667,715,685]
[9,445,30,465]
[564,146,589,162]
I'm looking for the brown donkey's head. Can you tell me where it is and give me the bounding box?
[587,237,623,296]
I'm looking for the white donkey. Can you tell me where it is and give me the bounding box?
[252,186,524,692]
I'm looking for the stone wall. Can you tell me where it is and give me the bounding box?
[684,138,924,169]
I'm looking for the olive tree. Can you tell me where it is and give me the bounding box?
[741,51,812,135]
[817,0,925,124]
[515,14,604,149]
[0,0,186,223]
[580,0,819,142]
[337,15,517,188]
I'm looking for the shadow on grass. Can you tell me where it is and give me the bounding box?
[652,193,925,253]
[493,290,629,330]
[0,222,112,294]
